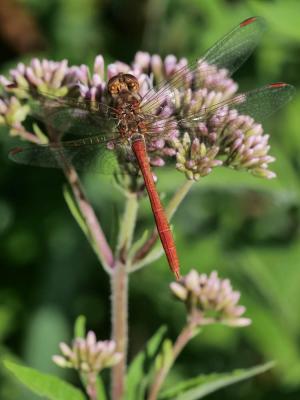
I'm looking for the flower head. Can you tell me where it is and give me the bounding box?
[170,269,251,327]
[52,331,122,374]
[0,59,77,96]
[0,96,29,129]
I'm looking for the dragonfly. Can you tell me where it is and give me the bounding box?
[8,16,294,280]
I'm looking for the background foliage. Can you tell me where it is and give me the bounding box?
[0,0,300,398]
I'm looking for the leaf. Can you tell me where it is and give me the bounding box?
[159,361,275,400]
[74,315,86,339]
[161,339,173,368]
[155,339,174,371]
[126,325,168,400]
[3,360,86,400]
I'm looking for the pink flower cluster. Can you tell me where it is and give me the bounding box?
[0,52,276,179]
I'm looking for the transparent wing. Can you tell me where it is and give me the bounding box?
[142,83,295,137]
[9,135,135,174]
[140,17,266,115]
[9,85,120,140]
[202,16,266,73]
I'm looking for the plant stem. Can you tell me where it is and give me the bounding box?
[117,192,138,258]
[132,179,194,269]
[111,192,138,400]
[147,323,196,400]
[111,262,128,400]
[167,180,194,220]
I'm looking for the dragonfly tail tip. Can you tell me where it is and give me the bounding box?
[174,270,181,281]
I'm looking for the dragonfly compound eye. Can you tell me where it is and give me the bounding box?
[107,75,124,95]
[123,74,139,93]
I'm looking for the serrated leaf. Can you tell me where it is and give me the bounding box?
[159,361,275,400]
[3,360,86,400]
[126,326,168,400]
[74,315,86,339]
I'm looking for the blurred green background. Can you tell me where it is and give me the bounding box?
[0,0,300,399]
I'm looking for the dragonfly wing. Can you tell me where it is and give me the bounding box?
[27,96,119,140]
[175,83,295,131]
[9,86,119,140]
[140,17,266,115]
[9,138,132,175]
[202,17,266,75]
[140,83,294,139]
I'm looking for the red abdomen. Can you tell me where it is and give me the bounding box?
[131,138,180,279]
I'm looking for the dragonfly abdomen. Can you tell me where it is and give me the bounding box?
[131,138,180,279]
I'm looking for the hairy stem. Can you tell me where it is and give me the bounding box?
[111,262,128,400]
[132,179,194,268]
[111,192,138,400]
[147,323,196,400]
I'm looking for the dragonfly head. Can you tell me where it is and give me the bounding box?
[107,73,139,97]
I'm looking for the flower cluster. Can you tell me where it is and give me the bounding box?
[170,269,251,327]
[0,52,276,179]
[52,331,122,373]
[0,96,29,130]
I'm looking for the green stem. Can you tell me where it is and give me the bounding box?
[132,179,194,271]
[147,322,196,400]
[111,192,138,400]
[166,179,194,220]
[117,192,139,260]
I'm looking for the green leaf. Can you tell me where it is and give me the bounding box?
[74,315,86,339]
[159,362,275,400]
[126,325,168,400]
[155,339,174,372]
[3,360,86,400]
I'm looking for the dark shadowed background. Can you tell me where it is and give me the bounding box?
[0,0,300,399]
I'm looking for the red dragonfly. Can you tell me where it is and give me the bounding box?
[8,17,294,279]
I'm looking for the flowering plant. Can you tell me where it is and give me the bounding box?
[1,17,293,400]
